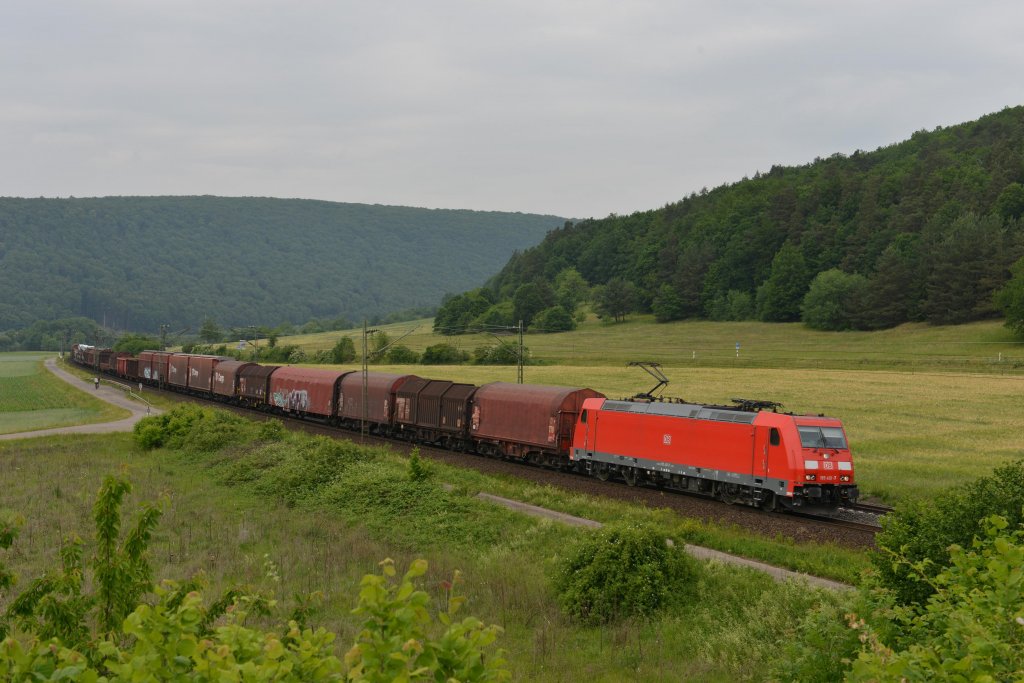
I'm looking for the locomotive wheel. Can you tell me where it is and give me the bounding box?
[593,463,610,481]
[622,467,638,487]
[719,484,738,505]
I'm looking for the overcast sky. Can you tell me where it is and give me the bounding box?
[2,1,1022,218]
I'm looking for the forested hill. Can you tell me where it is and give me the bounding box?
[439,106,1024,334]
[0,196,563,332]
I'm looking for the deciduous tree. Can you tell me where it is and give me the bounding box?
[757,243,811,322]
[801,269,869,330]
[592,278,638,323]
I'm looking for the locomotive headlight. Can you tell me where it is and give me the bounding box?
[805,474,816,481]
[840,475,850,482]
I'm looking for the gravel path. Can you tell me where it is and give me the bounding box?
[0,359,161,441]
[475,491,853,591]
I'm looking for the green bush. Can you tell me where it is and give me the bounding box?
[770,590,869,683]
[133,405,263,453]
[471,343,527,365]
[552,522,700,624]
[252,436,371,507]
[872,459,1024,605]
[420,343,469,365]
[133,422,165,450]
[346,558,509,682]
[0,512,22,639]
[385,344,420,364]
[849,515,1024,681]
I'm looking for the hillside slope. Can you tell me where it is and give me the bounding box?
[0,196,562,331]
[467,106,1024,332]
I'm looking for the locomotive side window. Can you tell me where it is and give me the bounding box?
[769,428,780,446]
[581,410,588,424]
[797,426,848,449]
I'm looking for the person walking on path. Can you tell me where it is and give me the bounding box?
[94,377,100,389]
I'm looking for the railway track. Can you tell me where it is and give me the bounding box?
[845,501,894,515]
[140,385,881,547]
[792,510,884,533]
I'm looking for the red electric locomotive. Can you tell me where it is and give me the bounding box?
[571,397,858,510]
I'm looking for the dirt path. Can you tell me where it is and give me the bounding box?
[0,359,161,441]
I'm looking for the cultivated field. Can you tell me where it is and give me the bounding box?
[0,353,128,434]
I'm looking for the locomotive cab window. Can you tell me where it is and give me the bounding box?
[581,410,588,424]
[797,426,847,449]
[821,427,847,449]
[769,428,780,446]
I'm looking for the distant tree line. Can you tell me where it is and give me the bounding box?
[187,332,525,368]
[0,195,561,334]
[441,106,1024,335]
[0,317,104,353]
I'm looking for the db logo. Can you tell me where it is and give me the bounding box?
[822,461,834,470]
[663,434,672,445]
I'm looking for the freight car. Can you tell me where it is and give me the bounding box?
[70,345,858,511]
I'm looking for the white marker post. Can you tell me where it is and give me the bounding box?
[735,342,740,358]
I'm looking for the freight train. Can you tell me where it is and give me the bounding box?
[71,344,859,511]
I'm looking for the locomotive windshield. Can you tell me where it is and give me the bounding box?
[797,425,847,449]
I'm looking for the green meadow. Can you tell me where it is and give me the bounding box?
[0,353,129,434]
[285,315,1024,372]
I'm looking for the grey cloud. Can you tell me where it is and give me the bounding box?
[1,0,1023,215]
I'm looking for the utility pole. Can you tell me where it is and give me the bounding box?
[159,324,169,352]
[361,319,378,442]
[249,325,259,361]
[517,319,524,384]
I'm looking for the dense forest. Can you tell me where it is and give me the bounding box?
[0,196,562,334]
[436,106,1024,334]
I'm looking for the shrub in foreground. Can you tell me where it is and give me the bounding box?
[775,511,1024,680]
[133,404,273,453]
[0,475,509,681]
[872,458,1024,606]
[553,522,700,624]
[849,515,1024,681]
